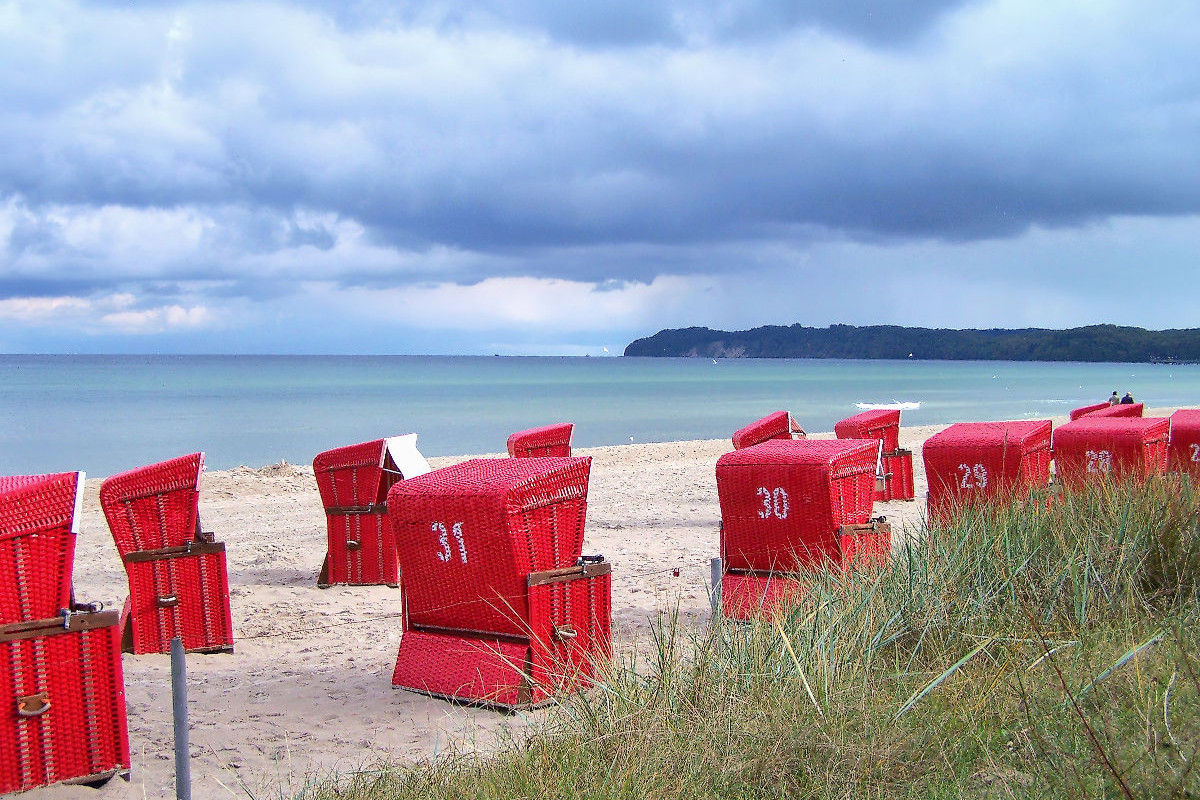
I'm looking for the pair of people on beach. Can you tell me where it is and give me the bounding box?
[1108,391,1135,405]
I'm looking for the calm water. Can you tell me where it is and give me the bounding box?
[2,355,1197,477]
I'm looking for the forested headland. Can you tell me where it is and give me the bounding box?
[623,324,1200,363]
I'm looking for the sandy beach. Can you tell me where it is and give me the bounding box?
[23,409,1183,799]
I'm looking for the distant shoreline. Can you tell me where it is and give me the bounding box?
[624,323,1200,363]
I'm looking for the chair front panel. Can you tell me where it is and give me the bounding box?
[1053,419,1168,489]
[125,553,234,654]
[0,624,129,793]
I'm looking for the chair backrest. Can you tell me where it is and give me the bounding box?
[507,423,574,458]
[100,453,203,555]
[731,411,805,450]
[313,434,430,509]
[717,439,877,572]
[923,421,1053,508]
[0,471,83,623]
[1070,402,1111,421]
[1085,402,1144,419]
[834,408,901,452]
[388,457,591,638]
[1052,417,1169,488]
[1169,409,1200,476]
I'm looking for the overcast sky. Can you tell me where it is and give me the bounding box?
[2,0,1198,355]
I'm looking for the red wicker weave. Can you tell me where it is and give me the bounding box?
[1052,417,1169,490]
[507,423,574,458]
[1168,409,1200,478]
[313,435,430,587]
[923,420,1053,525]
[387,457,610,709]
[99,453,234,655]
[1085,402,1144,419]
[731,411,805,450]
[881,449,916,501]
[834,409,901,453]
[720,572,806,619]
[1070,402,1111,421]
[0,473,130,792]
[0,473,81,624]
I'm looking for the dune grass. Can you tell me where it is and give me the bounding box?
[302,476,1200,799]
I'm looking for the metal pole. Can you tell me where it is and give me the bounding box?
[710,557,722,616]
[171,636,191,800]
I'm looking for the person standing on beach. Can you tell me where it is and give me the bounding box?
[1108,391,1120,405]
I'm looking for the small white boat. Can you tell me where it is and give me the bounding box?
[855,401,921,411]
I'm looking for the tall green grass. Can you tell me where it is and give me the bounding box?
[302,477,1200,799]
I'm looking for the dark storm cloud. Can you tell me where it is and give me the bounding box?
[3,0,1200,343]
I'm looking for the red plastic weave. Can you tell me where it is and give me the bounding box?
[1070,402,1111,421]
[717,439,877,574]
[834,409,901,453]
[507,423,574,458]
[313,438,412,586]
[1169,409,1200,478]
[923,420,1053,524]
[387,457,610,708]
[0,621,130,792]
[731,411,805,450]
[1085,403,1144,419]
[99,453,234,654]
[1052,417,1169,489]
[0,473,82,624]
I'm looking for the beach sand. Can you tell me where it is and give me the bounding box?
[23,410,1180,799]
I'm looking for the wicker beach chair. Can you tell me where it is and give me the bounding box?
[388,457,610,709]
[1168,409,1200,478]
[1084,402,1144,419]
[1070,402,1111,421]
[506,423,574,458]
[716,439,889,620]
[0,472,130,793]
[313,434,431,588]
[99,453,234,655]
[834,409,915,501]
[922,420,1053,525]
[1052,417,1169,490]
[731,411,806,450]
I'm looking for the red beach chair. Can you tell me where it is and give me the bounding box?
[716,439,889,620]
[388,457,611,709]
[1052,417,1169,490]
[0,472,130,793]
[1085,402,1144,419]
[1169,409,1200,478]
[507,423,574,458]
[313,434,431,588]
[1070,402,1111,421]
[923,420,1053,525]
[834,409,915,501]
[100,453,234,655]
[731,411,806,450]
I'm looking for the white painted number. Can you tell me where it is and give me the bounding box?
[957,463,989,490]
[756,487,790,520]
[1086,450,1113,474]
[432,521,468,564]
[1190,443,1200,463]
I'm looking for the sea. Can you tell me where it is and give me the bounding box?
[2,354,1198,478]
